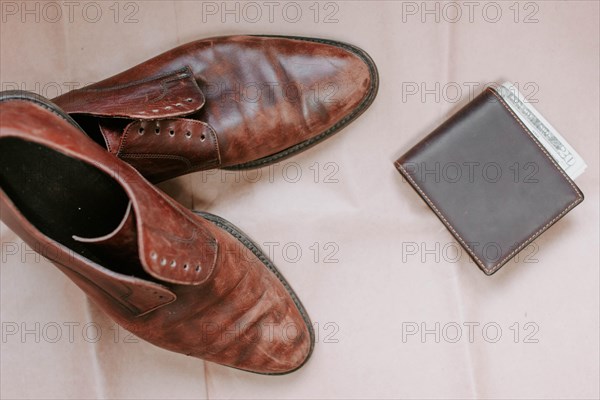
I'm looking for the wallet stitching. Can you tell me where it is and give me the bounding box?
[395,88,583,274]
[485,88,583,272]
[395,161,490,271]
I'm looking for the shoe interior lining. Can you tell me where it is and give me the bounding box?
[0,137,146,277]
[71,115,108,149]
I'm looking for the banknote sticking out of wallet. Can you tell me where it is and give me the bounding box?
[395,82,586,275]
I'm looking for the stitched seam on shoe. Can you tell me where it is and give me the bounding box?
[118,119,220,168]
[76,67,192,92]
[119,153,192,168]
[98,122,113,153]
[123,172,219,285]
[207,123,222,166]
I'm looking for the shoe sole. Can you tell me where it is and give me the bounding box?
[223,35,379,170]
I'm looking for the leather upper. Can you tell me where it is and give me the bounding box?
[53,35,378,181]
[0,96,313,374]
[55,67,205,120]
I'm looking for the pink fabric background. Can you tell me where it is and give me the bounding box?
[1,1,598,399]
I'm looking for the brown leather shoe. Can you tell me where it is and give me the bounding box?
[0,91,313,375]
[52,35,379,182]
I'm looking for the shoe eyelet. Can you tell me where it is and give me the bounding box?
[170,260,177,268]
[150,251,157,260]
[160,258,167,266]
[195,265,201,272]
[185,131,192,139]
[169,130,175,137]
[186,98,193,103]
[200,134,206,142]
[155,128,160,135]
[183,263,188,270]
[138,127,145,135]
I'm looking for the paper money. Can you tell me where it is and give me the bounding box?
[495,81,587,180]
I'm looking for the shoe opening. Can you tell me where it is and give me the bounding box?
[0,137,149,278]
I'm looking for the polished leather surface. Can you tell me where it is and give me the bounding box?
[0,94,313,374]
[53,35,378,182]
[395,88,584,275]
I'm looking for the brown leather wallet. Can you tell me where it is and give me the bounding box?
[395,87,584,275]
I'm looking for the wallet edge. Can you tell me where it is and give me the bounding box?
[394,87,584,276]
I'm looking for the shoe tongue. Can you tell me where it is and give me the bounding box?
[72,202,141,270]
[73,195,218,286]
[98,118,129,155]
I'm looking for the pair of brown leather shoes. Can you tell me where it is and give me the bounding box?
[0,35,378,374]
